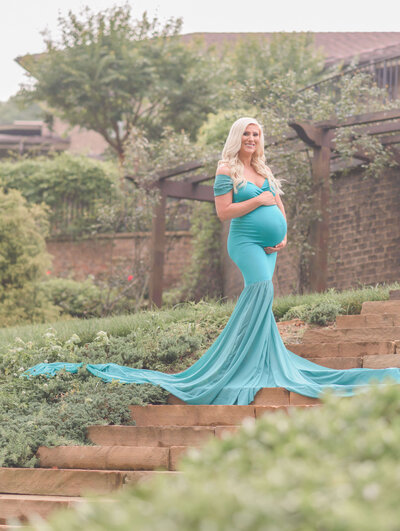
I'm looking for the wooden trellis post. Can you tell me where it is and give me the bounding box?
[145,161,215,307]
[149,190,167,307]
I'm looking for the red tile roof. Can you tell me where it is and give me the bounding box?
[181,32,400,64]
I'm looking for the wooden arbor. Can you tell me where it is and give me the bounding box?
[289,108,400,292]
[148,161,215,307]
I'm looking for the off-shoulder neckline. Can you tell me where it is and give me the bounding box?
[215,174,269,190]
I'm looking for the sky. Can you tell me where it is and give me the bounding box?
[1,0,400,101]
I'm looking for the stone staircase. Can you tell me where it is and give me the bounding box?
[1,297,400,527]
[287,300,400,370]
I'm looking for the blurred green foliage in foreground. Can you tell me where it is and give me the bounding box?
[38,382,400,531]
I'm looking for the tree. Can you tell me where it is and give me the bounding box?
[20,4,222,162]
[0,95,42,125]
[228,32,326,107]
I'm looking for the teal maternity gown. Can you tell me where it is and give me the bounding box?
[26,174,400,404]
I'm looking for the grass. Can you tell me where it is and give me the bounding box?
[0,299,235,352]
[272,282,400,321]
[0,282,397,352]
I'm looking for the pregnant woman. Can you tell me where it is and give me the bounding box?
[27,117,400,404]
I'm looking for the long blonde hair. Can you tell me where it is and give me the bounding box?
[217,117,283,194]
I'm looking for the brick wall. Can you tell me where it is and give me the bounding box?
[46,231,193,290]
[326,167,400,288]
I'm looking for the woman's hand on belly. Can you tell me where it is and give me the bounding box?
[257,191,277,206]
[264,234,287,254]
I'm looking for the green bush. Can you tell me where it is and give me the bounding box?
[0,153,118,236]
[281,300,344,325]
[0,188,59,327]
[39,277,105,318]
[38,382,400,530]
[308,299,344,326]
[0,303,222,466]
[39,275,154,319]
[179,202,223,302]
[280,303,310,322]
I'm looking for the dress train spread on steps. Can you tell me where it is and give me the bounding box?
[25,174,400,404]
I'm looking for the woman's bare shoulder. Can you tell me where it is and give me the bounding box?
[216,164,231,177]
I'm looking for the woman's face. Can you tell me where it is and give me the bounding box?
[239,124,260,157]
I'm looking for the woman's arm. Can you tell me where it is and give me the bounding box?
[215,191,276,222]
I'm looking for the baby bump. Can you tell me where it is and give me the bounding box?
[230,205,287,248]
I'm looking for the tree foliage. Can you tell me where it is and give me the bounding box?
[229,32,325,107]
[0,95,43,124]
[0,153,118,236]
[0,188,57,325]
[21,4,222,160]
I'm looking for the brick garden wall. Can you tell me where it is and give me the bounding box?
[326,167,400,289]
[46,231,193,291]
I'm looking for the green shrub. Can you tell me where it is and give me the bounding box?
[179,202,223,302]
[40,277,105,318]
[0,188,59,326]
[0,153,118,236]
[280,303,310,321]
[0,371,166,468]
[281,300,343,325]
[0,305,219,466]
[38,382,400,530]
[308,299,343,326]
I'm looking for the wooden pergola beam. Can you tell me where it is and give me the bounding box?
[357,121,400,136]
[160,181,214,202]
[316,108,400,129]
[380,133,400,146]
[155,160,205,181]
[186,174,213,185]
[287,122,324,147]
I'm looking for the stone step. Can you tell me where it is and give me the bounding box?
[130,404,255,426]
[287,341,396,358]
[361,300,400,315]
[169,446,189,471]
[37,446,169,471]
[306,354,400,369]
[0,468,172,497]
[390,290,400,300]
[167,388,321,407]
[306,357,361,369]
[88,425,216,447]
[336,314,400,328]
[362,354,400,369]
[90,402,319,447]
[0,494,82,523]
[302,327,400,343]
